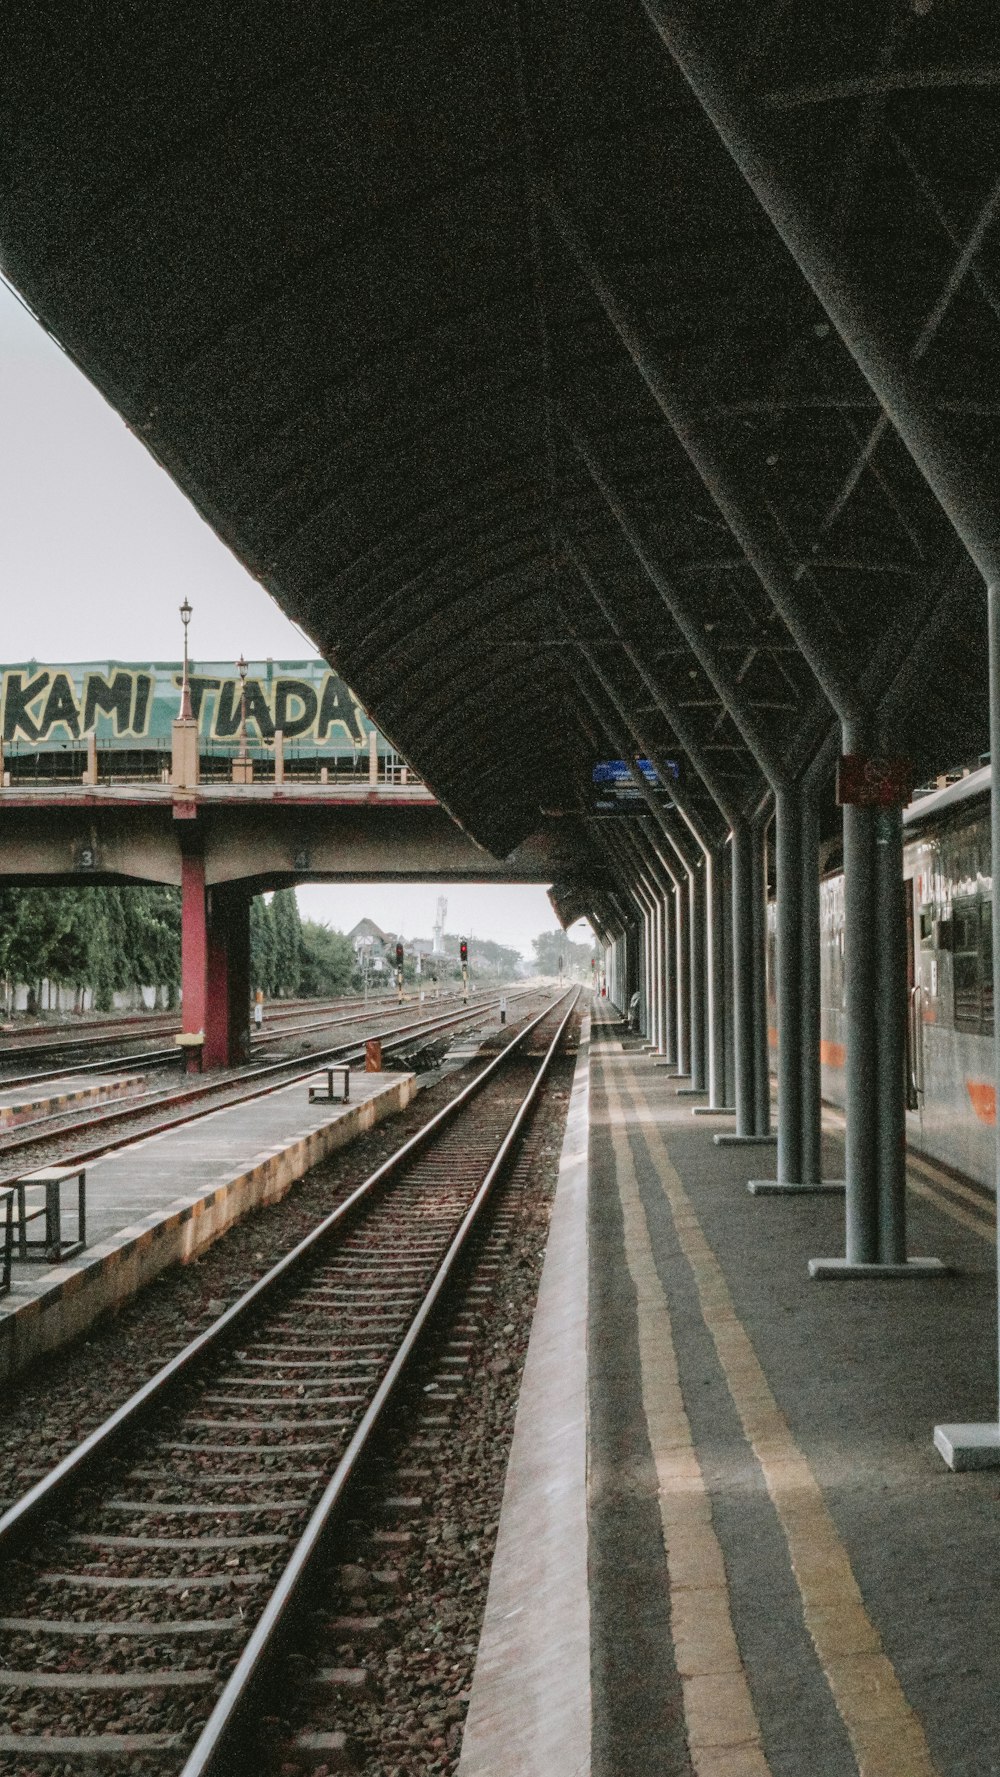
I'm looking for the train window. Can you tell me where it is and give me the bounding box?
[952,896,993,1035]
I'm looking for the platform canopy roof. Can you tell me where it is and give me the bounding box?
[2,1,996,919]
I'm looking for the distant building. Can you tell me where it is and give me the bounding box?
[347,917,395,958]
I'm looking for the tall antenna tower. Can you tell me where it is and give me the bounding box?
[433,895,447,954]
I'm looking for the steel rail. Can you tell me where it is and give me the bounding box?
[0,990,531,1172]
[0,993,412,1085]
[0,985,510,1091]
[183,986,580,1777]
[0,988,574,1560]
[0,994,369,1060]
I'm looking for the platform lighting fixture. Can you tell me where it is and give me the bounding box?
[236,654,249,761]
[179,598,193,719]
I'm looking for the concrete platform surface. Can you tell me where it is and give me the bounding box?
[0,1072,147,1127]
[461,1007,1000,1777]
[0,1069,413,1382]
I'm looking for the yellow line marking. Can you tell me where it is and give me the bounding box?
[601,1066,771,1776]
[619,1063,940,1777]
[905,1153,995,1218]
[816,1096,994,1242]
[906,1177,993,1243]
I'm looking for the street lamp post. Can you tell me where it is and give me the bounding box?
[234,654,252,783]
[179,599,193,719]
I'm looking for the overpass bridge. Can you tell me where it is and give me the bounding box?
[0,660,592,1065]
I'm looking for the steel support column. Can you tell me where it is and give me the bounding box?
[688,856,708,1092]
[799,787,823,1186]
[707,843,730,1108]
[774,788,804,1176]
[752,811,771,1138]
[729,817,756,1136]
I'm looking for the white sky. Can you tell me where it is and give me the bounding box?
[0,278,592,960]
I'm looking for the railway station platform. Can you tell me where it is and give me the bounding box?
[0,1068,414,1383]
[0,1070,147,1127]
[460,1008,1000,1777]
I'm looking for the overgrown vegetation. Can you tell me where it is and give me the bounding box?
[0,884,181,1012]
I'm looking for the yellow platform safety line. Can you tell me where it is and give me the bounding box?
[609,1054,941,1777]
[602,1063,771,1777]
[820,1103,995,1243]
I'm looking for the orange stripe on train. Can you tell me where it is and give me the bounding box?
[966,1080,996,1125]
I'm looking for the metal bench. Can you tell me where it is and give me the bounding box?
[13,1164,87,1264]
[308,1065,351,1104]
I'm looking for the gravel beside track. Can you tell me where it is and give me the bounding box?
[0,990,574,1775]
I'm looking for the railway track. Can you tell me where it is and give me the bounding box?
[0,987,578,1773]
[0,995,404,1073]
[0,988,537,1185]
[0,987,505,1093]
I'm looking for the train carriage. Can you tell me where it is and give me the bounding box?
[818,767,996,1191]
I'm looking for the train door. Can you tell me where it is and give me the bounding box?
[905,878,923,1113]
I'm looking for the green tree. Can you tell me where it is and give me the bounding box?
[250,896,277,997]
[299,921,355,995]
[271,888,303,997]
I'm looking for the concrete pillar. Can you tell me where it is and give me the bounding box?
[172,717,200,790]
[181,855,251,1071]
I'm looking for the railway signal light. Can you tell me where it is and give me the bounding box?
[395,941,404,968]
[460,938,468,964]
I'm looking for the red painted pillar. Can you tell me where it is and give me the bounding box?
[181,860,251,1071]
[181,853,209,1071]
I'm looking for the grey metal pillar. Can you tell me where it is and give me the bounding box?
[651,891,665,1053]
[876,805,908,1265]
[842,722,879,1264]
[774,788,803,1176]
[717,813,777,1150]
[687,859,707,1091]
[696,842,733,1113]
[810,727,943,1280]
[639,895,653,1039]
[729,817,755,1136]
[656,890,669,1055]
[722,840,736,1109]
[663,882,678,1064]
[799,789,823,1185]
[752,813,771,1137]
[674,859,691,1078]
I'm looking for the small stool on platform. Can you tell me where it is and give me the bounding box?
[14,1164,87,1264]
[1,1186,13,1296]
[309,1065,351,1104]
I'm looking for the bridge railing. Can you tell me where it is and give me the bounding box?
[0,737,422,791]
